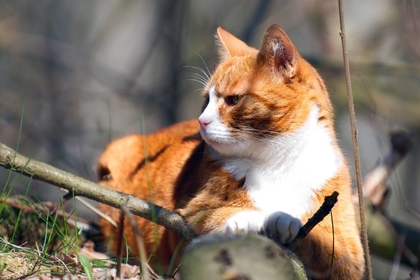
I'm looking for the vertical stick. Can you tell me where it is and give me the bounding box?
[121,206,151,280]
[337,0,373,279]
[116,211,125,279]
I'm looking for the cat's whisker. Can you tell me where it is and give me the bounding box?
[182,78,207,87]
[194,66,211,82]
[189,49,212,80]
[230,127,298,148]
[180,71,210,88]
[240,125,307,137]
[182,66,208,76]
[180,74,208,85]
[181,65,211,83]
[191,87,205,95]
[236,127,282,137]
[184,73,209,84]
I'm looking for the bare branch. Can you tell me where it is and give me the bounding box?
[358,129,414,209]
[0,144,197,242]
[288,191,339,250]
[357,129,419,269]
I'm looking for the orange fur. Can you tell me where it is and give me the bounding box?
[97,25,364,279]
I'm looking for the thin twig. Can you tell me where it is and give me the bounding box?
[121,206,151,280]
[287,191,339,250]
[74,195,118,228]
[116,210,124,279]
[389,233,406,280]
[171,263,182,280]
[409,271,420,280]
[337,1,373,278]
[50,192,73,216]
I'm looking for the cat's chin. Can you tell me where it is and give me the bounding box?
[206,141,248,158]
[200,130,222,147]
[201,132,251,157]
[203,138,231,154]
[201,135,237,156]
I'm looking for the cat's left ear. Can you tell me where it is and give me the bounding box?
[216,27,255,61]
[258,25,298,78]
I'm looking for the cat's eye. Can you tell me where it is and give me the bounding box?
[225,95,243,106]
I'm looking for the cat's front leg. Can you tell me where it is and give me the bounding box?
[224,210,266,233]
[224,210,302,245]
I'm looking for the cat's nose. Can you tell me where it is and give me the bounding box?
[198,118,211,129]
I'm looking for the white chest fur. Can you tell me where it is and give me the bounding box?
[219,105,342,219]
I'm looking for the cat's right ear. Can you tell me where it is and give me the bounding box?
[258,25,298,78]
[216,27,254,61]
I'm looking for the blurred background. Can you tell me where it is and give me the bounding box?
[0,0,419,278]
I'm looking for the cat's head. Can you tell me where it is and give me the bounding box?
[198,25,333,157]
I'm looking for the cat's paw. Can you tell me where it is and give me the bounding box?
[224,210,265,233]
[263,212,301,245]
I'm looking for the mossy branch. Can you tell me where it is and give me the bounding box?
[0,144,197,242]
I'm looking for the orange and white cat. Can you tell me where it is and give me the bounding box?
[97,25,365,279]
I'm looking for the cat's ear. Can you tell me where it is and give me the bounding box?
[258,25,298,77]
[216,27,254,61]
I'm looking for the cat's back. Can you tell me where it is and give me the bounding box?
[97,119,201,266]
[97,119,201,205]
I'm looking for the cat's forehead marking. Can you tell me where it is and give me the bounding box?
[214,82,250,97]
[212,56,253,86]
[212,61,253,96]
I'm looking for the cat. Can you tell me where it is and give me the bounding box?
[97,25,365,279]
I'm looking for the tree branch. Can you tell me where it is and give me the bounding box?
[355,129,414,210]
[356,129,419,269]
[288,191,339,250]
[0,144,197,242]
